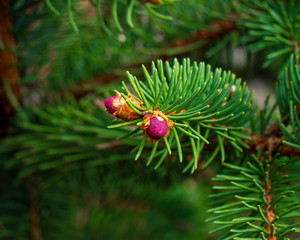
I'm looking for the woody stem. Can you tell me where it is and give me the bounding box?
[261,156,276,240]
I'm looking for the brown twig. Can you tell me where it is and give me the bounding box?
[259,153,277,240]
[25,175,44,240]
[0,0,20,135]
[249,107,300,239]
[265,183,276,240]
[168,19,237,50]
[247,120,300,158]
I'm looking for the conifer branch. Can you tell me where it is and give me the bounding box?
[0,0,20,118]
[209,153,300,240]
[261,155,276,240]
[54,17,238,101]
[248,129,300,157]
[45,0,178,33]
[25,175,44,240]
[103,58,255,170]
[275,54,300,149]
[240,0,300,73]
[166,19,237,52]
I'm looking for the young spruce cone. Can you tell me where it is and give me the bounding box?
[141,110,174,143]
[104,91,143,121]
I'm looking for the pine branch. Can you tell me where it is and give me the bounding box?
[262,155,276,240]
[45,0,178,32]
[102,58,256,171]
[164,19,237,55]
[239,0,300,74]
[247,123,300,158]
[11,1,239,104]
[54,18,238,100]
[0,96,143,177]
[208,153,300,240]
[0,0,20,129]
[25,175,44,240]
[275,54,300,149]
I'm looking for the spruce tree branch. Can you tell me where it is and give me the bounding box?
[167,19,237,51]
[54,18,238,100]
[245,106,300,238]
[25,175,44,240]
[193,121,299,160]
[247,105,300,157]
[260,154,277,240]
[0,0,20,134]
[248,132,300,157]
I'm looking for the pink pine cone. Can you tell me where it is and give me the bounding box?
[104,96,118,114]
[145,117,168,139]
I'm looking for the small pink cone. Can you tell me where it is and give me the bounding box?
[104,96,118,114]
[145,117,168,140]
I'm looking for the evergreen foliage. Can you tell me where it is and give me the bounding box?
[239,0,300,73]
[0,0,299,240]
[209,153,300,240]
[276,54,300,149]
[109,59,256,172]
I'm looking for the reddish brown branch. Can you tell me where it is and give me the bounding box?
[0,0,20,114]
[169,19,237,49]
[246,121,300,158]
[261,154,276,240]
[264,184,276,240]
[25,175,44,240]
[250,109,300,239]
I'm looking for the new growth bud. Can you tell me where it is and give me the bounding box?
[104,96,118,114]
[141,110,174,143]
[145,116,168,140]
[104,92,143,121]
